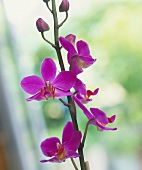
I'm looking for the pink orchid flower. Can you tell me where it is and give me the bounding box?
[21,58,76,101]
[73,78,99,103]
[76,89,99,104]
[73,78,87,95]
[40,122,82,163]
[73,96,117,131]
[59,34,96,75]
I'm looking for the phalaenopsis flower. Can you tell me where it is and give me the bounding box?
[59,34,96,75]
[73,96,117,131]
[73,78,99,103]
[40,122,82,163]
[21,58,76,101]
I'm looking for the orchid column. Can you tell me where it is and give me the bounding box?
[20,0,117,170]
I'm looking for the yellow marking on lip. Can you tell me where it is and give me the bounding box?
[56,143,66,160]
[46,81,55,94]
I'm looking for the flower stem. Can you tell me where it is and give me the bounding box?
[46,1,87,169]
[41,32,56,48]
[51,0,65,71]
[59,98,70,107]
[81,119,94,149]
[46,1,52,13]
[58,12,68,28]
[71,158,79,170]
[67,96,86,170]
[78,147,86,170]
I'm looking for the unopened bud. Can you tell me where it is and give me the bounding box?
[36,18,50,32]
[59,0,69,12]
[43,0,50,3]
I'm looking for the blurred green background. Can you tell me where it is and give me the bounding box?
[0,0,142,170]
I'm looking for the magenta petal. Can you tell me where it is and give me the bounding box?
[42,157,62,163]
[65,131,82,151]
[74,78,87,95]
[73,96,93,120]
[47,157,62,163]
[96,121,117,131]
[93,88,99,95]
[26,92,45,101]
[71,58,83,75]
[59,37,77,55]
[67,52,75,64]
[41,58,56,82]
[77,40,90,56]
[76,93,85,100]
[79,56,96,68]
[108,115,116,123]
[65,34,76,45]
[21,75,44,94]
[90,108,108,124]
[65,151,80,159]
[62,122,74,144]
[40,159,48,163]
[52,71,76,91]
[54,89,73,99]
[76,94,92,104]
[41,137,60,157]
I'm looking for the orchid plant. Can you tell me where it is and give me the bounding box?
[20,0,117,169]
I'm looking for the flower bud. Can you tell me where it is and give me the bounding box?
[43,0,50,3]
[59,0,69,12]
[36,18,50,32]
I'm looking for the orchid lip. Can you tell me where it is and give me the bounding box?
[45,81,55,94]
